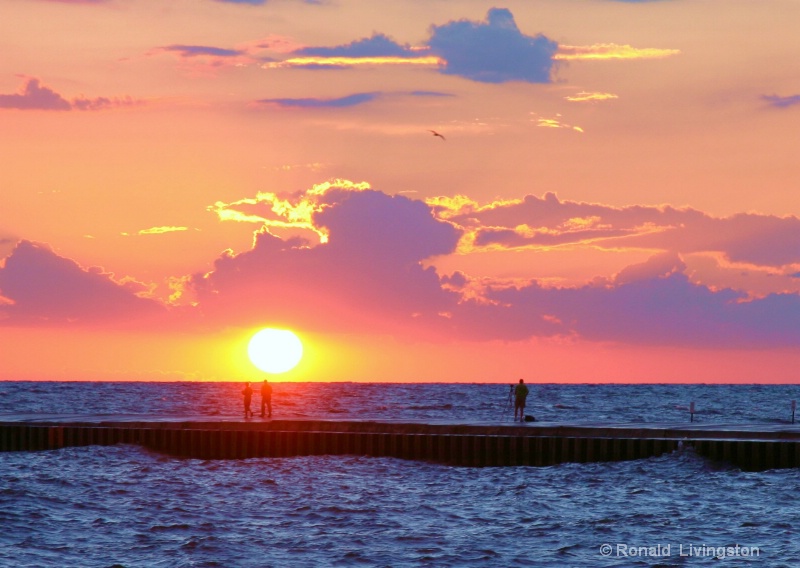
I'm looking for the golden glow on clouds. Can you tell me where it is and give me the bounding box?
[276,162,327,172]
[264,43,677,70]
[563,216,607,231]
[427,194,526,220]
[556,44,681,61]
[566,92,619,103]
[535,115,584,133]
[264,55,443,69]
[208,198,268,224]
[209,179,372,245]
[427,194,481,219]
[137,226,188,235]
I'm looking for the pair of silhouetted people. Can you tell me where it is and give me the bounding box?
[242,379,272,419]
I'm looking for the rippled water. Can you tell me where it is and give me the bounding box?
[1,381,799,424]
[2,382,800,567]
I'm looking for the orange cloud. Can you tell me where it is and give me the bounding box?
[136,226,189,235]
[565,91,619,102]
[533,114,584,133]
[556,43,680,61]
[264,55,442,69]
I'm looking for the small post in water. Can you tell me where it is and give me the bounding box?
[792,400,796,425]
[689,401,695,423]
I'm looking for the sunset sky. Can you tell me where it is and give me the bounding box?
[2,0,800,383]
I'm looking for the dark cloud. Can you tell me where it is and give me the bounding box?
[0,78,139,111]
[0,241,164,326]
[762,94,800,108]
[256,92,381,108]
[161,45,245,58]
[427,8,558,84]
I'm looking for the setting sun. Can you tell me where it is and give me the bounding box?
[247,328,303,374]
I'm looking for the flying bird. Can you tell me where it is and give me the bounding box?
[428,130,446,141]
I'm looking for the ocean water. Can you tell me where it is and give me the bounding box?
[1,382,800,567]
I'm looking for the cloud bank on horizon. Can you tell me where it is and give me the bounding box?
[2,181,799,349]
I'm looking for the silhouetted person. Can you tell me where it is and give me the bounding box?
[260,379,272,418]
[514,379,529,422]
[242,382,253,418]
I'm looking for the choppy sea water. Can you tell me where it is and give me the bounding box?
[1,382,800,423]
[2,382,800,567]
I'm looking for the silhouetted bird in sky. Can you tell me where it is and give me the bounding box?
[428,130,446,141]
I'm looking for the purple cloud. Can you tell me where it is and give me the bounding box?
[447,192,800,268]
[762,94,800,108]
[427,8,558,84]
[213,0,322,4]
[409,91,455,98]
[0,78,70,110]
[0,241,164,325]
[254,90,451,110]
[214,0,265,4]
[0,78,139,111]
[278,8,557,84]
[161,45,245,58]
[256,92,381,108]
[474,258,800,348]
[190,188,461,332]
[6,185,800,348]
[294,33,413,58]
[39,0,110,4]
[191,184,800,348]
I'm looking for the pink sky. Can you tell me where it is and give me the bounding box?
[1,0,800,382]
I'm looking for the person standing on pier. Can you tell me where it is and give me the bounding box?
[260,379,272,418]
[242,382,254,418]
[514,379,529,422]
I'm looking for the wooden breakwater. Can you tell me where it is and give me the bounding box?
[1,420,800,471]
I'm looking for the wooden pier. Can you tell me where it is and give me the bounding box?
[2,418,800,471]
